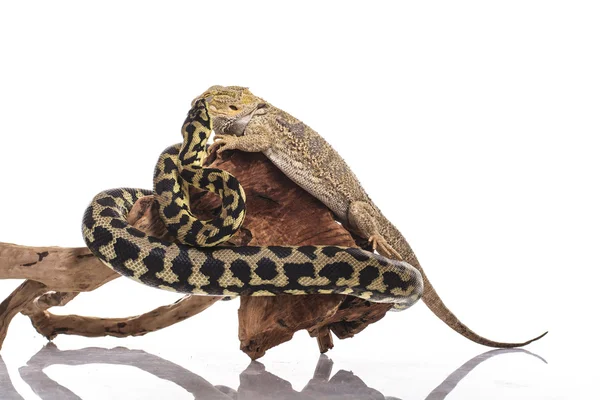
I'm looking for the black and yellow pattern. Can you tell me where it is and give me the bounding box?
[153,104,246,247]
[82,99,423,310]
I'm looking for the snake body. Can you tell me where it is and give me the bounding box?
[82,100,423,310]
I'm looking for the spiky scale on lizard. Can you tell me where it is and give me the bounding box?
[199,85,547,348]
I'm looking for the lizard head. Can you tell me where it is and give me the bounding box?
[194,85,267,136]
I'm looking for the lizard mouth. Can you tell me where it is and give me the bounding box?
[224,104,267,137]
[223,116,250,137]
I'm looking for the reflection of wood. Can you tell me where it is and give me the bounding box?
[0,150,392,358]
[7,343,546,399]
[19,344,231,399]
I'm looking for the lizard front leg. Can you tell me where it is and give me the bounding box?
[348,200,403,260]
[208,131,274,155]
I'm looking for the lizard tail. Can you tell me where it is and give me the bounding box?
[418,269,547,347]
[383,222,547,348]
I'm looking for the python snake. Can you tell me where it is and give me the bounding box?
[82,99,423,310]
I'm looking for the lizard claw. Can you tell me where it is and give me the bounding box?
[367,234,379,249]
[368,234,403,260]
[207,135,236,155]
[206,141,221,156]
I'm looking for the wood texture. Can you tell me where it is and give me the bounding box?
[0,150,391,357]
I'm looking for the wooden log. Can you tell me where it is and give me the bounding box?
[22,295,221,340]
[21,196,222,342]
[211,151,392,359]
[0,150,392,358]
[0,243,117,291]
[0,280,48,348]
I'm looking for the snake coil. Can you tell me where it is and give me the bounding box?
[82,99,423,310]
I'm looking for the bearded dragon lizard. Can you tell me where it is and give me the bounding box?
[197,85,546,348]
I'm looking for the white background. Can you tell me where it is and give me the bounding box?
[0,1,598,399]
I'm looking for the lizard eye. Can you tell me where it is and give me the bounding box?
[229,105,238,111]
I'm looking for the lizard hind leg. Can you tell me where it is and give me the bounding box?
[348,200,403,260]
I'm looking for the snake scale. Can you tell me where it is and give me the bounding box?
[82,99,423,310]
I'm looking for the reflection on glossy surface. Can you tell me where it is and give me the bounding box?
[17,345,228,400]
[424,349,546,400]
[0,353,22,400]
[237,356,393,399]
[0,344,544,400]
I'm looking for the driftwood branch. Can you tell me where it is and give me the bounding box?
[0,151,392,358]
[22,295,221,341]
[0,280,48,347]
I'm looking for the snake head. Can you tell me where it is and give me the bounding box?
[194,86,267,136]
[185,97,211,129]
